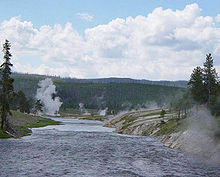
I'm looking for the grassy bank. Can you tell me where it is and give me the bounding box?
[55,110,105,121]
[105,109,189,136]
[0,129,12,138]
[146,118,188,136]
[0,111,61,138]
[115,110,220,139]
[62,114,104,121]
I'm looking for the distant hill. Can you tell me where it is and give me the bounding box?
[12,72,188,87]
[73,78,187,88]
[12,72,185,111]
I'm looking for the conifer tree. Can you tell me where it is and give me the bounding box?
[188,53,220,115]
[33,99,43,114]
[188,66,206,104]
[0,40,14,129]
[203,53,218,103]
[17,90,30,113]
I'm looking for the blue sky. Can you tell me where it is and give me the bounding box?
[0,0,219,80]
[1,0,219,35]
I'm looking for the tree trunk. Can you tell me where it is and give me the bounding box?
[1,118,4,129]
[178,110,180,119]
[1,106,6,129]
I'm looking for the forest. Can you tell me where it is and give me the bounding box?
[12,73,184,112]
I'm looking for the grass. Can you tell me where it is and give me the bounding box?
[121,116,137,130]
[0,129,12,138]
[22,118,60,128]
[79,115,104,121]
[123,116,137,124]
[141,118,187,136]
[0,111,61,138]
[55,112,105,121]
[215,116,220,129]
[142,124,159,136]
[20,118,61,136]
[155,118,188,136]
[143,111,161,117]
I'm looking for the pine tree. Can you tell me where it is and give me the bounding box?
[160,109,166,118]
[188,53,220,115]
[188,66,206,104]
[33,99,43,114]
[203,53,218,103]
[0,40,14,129]
[17,90,30,113]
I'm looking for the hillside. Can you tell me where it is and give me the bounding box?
[12,73,188,87]
[12,72,185,111]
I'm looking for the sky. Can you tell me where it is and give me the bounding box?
[0,0,219,80]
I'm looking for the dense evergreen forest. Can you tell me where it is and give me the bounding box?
[12,73,184,111]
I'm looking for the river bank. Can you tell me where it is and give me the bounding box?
[1,117,219,176]
[0,111,61,138]
[50,113,105,121]
[104,109,220,161]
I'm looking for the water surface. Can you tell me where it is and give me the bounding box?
[0,118,219,177]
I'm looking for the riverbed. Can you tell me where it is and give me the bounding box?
[0,118,219,177]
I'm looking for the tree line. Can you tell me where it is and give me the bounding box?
[188,53,220,115]
[0,40,31,131]
[172,53,220,117]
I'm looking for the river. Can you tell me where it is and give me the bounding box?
[0,118,219,177]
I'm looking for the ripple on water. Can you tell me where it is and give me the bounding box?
[0,118,219,177]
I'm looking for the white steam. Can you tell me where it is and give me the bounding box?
[167,105,220,162]
[99,108,108,116]
[79,103,90,115]
[36,78,62,115]
[184,106,220,161]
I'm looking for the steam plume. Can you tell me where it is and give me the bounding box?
[36,78,62,115]
[79,103,89,115]
[184,105,220,161]
[99,107,108,116]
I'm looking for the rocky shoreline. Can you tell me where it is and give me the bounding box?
[104,109,220,161]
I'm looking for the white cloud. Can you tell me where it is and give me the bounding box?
[0,4,220,80]
[76,13,93,22]
[215,14,220,23]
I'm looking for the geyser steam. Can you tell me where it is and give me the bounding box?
[184,105,220,161]
[79,103,89,115]
[36,78,62,115]
[99,108,108,116]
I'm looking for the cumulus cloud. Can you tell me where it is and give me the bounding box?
[76,13,94,22]
[215,14,220,23]
[0,4,219,80]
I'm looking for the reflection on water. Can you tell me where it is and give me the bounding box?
[38,118,115,133]
[0,118,219,177]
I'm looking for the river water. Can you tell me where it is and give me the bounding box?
[0,118,219,177]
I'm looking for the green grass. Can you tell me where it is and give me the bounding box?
[0,129,12,138]
[0,111,61,138]
[55,112,105,121]
[143,111,161,117]
[155,118,188,136]
[142,125,158,136]
[20,118,61,136]
[213,116,220,140]
[215,116,220,129]
[80,115,104,121]
[123,116,137,124]
[121,116,137,130]
[22,118,61,128]
[141,117,188,137]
